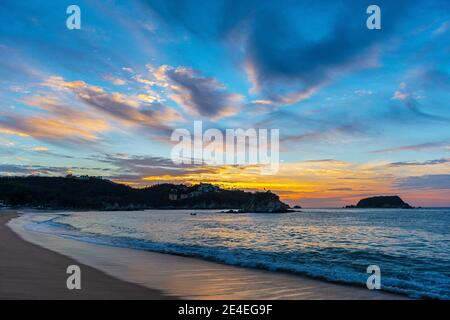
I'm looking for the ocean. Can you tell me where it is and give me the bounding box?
[15,208,450,299]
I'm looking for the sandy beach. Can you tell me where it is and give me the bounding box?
[0,211,168,300]
[0,210,408,300]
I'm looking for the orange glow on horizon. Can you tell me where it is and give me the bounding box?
[134,159,450,207]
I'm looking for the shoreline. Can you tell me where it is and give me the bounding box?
[0,211,170,300]
[2,210,409,300]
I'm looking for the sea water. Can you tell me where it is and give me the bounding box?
[16,208,450,299]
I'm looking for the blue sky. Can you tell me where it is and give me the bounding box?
[0,0,449,207]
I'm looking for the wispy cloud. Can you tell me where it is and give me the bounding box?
[389,158,450,167]
[95,153,220,184]
[432,20,450,37]
[370,141,449,154]
[225,1,409,106]
[0,164,109,176]
[43,75,181,131]
[0,95,110,145]
[144,65,244,120]
[1,0,449,207]
[395,174,450,190]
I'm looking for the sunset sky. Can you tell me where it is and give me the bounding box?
[0,0,449,207]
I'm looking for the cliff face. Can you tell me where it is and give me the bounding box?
[353,196,413,209]
[241,191,290,213]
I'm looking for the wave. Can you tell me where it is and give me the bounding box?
[23,216,450,300]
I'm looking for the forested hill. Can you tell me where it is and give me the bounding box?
[0,176,289,212]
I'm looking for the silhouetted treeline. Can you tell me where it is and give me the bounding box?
[0,176,288,212]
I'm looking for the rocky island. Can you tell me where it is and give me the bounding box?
[345,196,413,209]
[0,176,289,213]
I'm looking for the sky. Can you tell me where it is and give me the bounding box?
[0,0,449,207]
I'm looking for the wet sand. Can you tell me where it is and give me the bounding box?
[0,211,169,299]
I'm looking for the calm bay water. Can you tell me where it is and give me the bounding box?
[20,208,450,299]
